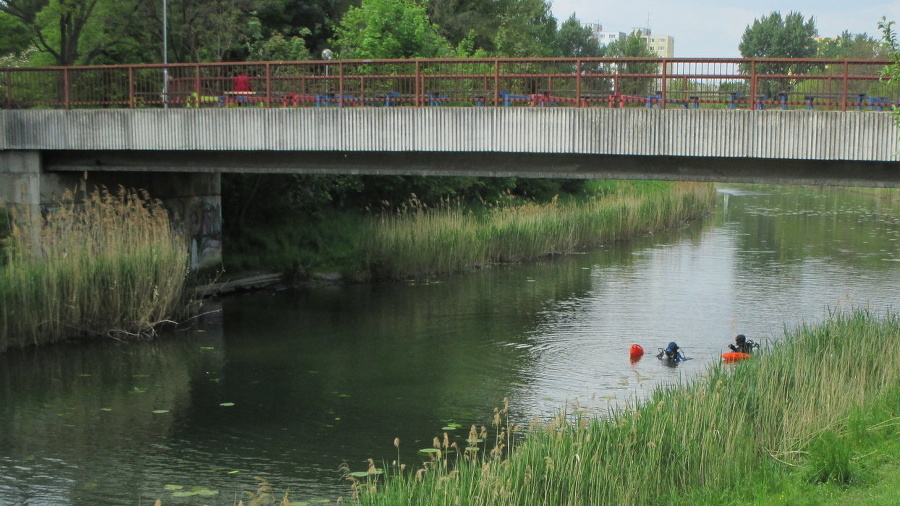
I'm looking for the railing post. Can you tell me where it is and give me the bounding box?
[750,60,757,111]
[842,60,849,112]
[660,59,668,108]
[493,59,499,106]
[128,67,135,109]
[194,64,202,108]
[576,59,582,107]
[4,70,10,109]
[415,60,421,107]
[265,63,272,107]
[338,62,344,108]
[63,67,71,109]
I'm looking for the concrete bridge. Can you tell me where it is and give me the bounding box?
[2,106,899,267]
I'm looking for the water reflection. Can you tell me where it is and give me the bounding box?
[1,185,899,504]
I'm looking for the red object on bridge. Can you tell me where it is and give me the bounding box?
[629,344,644,361]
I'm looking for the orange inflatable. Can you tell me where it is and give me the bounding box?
[629,344,645,361]
[722,352,751,362]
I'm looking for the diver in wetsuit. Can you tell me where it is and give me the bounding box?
[657,341,684,362]
[728,334,757,354]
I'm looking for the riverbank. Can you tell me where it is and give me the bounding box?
[222,180,716,284]
[347,310,899,505]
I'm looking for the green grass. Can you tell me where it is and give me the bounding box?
[347,309,899,505]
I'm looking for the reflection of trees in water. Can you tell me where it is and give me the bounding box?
[0,333,218,456]
[724,186,900,272]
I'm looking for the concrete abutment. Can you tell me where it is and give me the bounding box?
[0,150,221,270]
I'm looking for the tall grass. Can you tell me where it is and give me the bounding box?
[0,184,189,351]
[364,181,715,279]
[351,309,900,505]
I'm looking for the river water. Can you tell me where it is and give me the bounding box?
[1,184,899,505]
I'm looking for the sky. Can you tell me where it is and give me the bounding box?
[549,1,900,57]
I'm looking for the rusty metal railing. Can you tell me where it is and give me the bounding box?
[1,58,896,112]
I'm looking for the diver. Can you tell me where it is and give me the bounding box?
[728,334,758,354]
[657,341,685,362]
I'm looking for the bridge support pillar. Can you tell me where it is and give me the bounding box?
[72,171,223,271]
[0,151,44,257]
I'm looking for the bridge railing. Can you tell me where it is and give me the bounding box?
[1,58,896,111]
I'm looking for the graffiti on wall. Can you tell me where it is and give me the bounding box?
[188,199,222,270]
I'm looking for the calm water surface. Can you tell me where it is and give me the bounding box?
[1,185,899,505]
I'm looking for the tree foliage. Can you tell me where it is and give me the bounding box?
[426,0,500,52]
[331,0,452,59]
[556,14,604,57]
[492,0,557,57]
[606,31,658,97]
[817,31,884,59]
[738,11,818,97]
[1,0,146,66]
[739,11,818,59]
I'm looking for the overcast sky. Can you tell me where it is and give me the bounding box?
[549,1,900,57]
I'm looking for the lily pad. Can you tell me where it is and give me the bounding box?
[219,402,235,407]
[152,409,169,414]
[348,471,370,478]
[164,485,183,491]
[418,448,440,456]
[100,408,113,412]
[172,491,196,497]
[441,423,463,431]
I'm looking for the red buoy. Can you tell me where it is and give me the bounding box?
[629,344,644,361]
[722,352,751,362]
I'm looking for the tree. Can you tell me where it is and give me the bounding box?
[427,0,501,52]
[331,0,452,59]
[492,0,557,57]
[161,0,269,63]
[255,0,352,57]
[738,11,818,97]
[556,14,604,57]
[1,0,145,66]
[0,11,31,56]
[817,31,884,59]
[607,31,658,97]
[739,11,817,59]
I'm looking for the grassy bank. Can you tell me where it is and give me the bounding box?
[0,185,189,351]
[224,180,716,281]
[347,310,898,505]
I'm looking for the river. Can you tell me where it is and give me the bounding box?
[1,184,899,505]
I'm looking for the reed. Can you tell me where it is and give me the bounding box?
[352,309,900,505]
[363,182,715,279]
[0,184,189,351]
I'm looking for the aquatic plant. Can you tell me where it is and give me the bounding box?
[0,184,189,350]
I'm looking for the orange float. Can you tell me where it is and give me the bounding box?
[629,344,645,361]
[722,352,751,362]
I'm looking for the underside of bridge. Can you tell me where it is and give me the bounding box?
[42,149,900,188]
